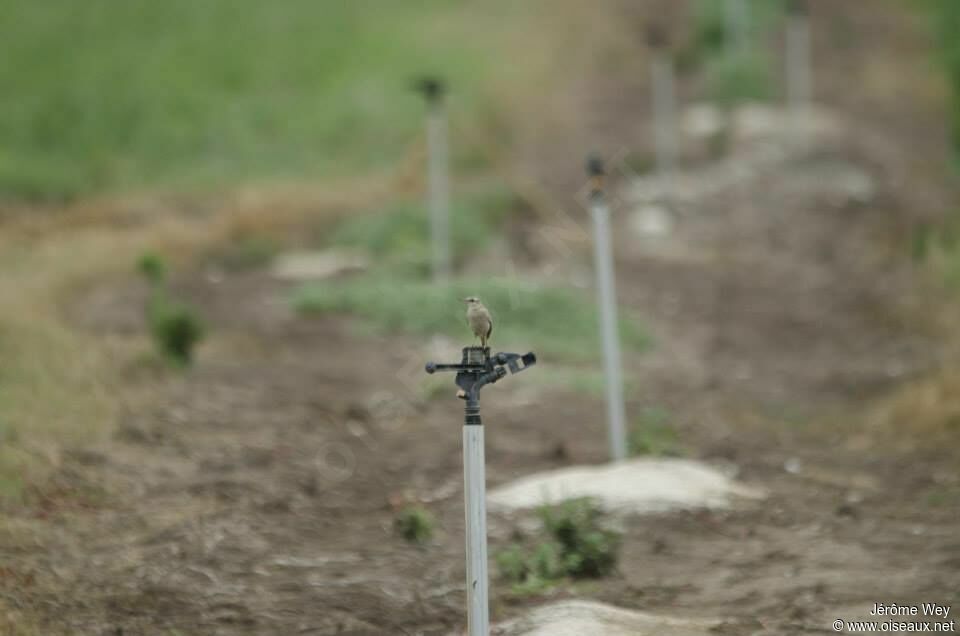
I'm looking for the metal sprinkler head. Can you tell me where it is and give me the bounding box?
[645,23,670,50]
[424,344,536,635]
[425,346,536,404]
[413,76,446,103]
[586,154,606,177]
[586,154,606,195]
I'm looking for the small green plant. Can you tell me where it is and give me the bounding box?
[137,253,204,366]
[538,497,620,578]
[147,298,205,366]
[137,252,167,286]
[495,497,620,595]
[394,505,435,544]
[629,407,682,457]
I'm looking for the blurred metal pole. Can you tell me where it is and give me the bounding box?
[419,78,451,283]
[786,0,812,134]
[725,0,750,60]
[647,25,676,187]
[463,423,489,636]
[587,157,628,461]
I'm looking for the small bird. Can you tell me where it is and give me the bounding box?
[464,297,493,348]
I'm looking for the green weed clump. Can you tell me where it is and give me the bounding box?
[495,498,621,595]
[137,252,167,285]
[538,497,621,578]
[291,275,649,361]
[394,505,435,544]
[137,253,204,366]
[147,300,205,366]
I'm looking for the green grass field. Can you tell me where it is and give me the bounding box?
[0,0,539,199]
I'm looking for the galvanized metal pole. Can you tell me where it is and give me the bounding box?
[786,1,812,132]
[725,0,750,60]
[651,55,676,181]
[647,25,676,185]
[425,349,535,636]
[462,418,489,636]
[420,79,451,283]
[587,158,628,461]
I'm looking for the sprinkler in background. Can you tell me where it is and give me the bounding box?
[586,156,628,461]
[646,21,677,188]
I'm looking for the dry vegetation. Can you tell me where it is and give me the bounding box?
[0,176,392,501]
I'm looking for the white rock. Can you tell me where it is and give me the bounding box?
[682,103,725,139]
[488,458,763,513]
[733,103,783,140]
[629,204,674,238]
[271,249,367,281]
[494,600,720,636]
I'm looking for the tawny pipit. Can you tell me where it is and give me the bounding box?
[464,297,492,348]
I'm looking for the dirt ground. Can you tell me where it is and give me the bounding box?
[3,2,960,635]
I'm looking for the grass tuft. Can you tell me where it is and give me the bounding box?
[147,299,205,367]
[137,251,167,284]
[138,253,205,366]
[495,497,620,595]
[394,505,435,544]
[537,497,620,578]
